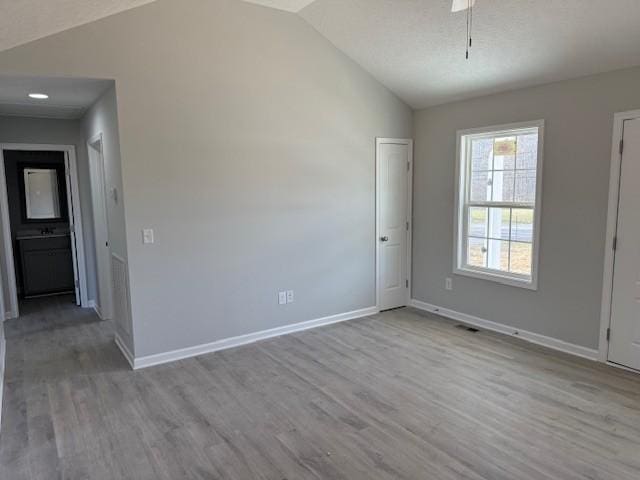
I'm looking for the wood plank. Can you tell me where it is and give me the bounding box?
[1,296,640,479]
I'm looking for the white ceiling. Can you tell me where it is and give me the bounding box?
[2,1,640,109]
[299,0,640,108]
[241,0,316,12]
[0,76,114,119]
[0,0,158,52]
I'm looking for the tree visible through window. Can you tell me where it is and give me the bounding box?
[455,121,543,288]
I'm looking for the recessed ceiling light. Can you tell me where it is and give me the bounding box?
[28,93,49,99]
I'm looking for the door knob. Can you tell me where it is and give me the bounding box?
[380,236,389,242]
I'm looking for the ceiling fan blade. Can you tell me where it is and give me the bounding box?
[451,0,476,12]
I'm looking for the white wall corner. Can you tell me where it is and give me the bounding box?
[409,299,599,361]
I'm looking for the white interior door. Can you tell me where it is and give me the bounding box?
[88,137,113,320]
[64,155,81,305]
[377,138,412,311]
[609,117,640,370]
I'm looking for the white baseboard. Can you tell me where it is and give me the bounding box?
[88,300,104,320]
[409,299,599,361]
[132,306,378,370]
[114,332,135,369]
[606,361,640,374]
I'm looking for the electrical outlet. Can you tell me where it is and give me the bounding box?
[286,290,294,303]
[142,228,154,244]
[445,277,453,291]
[278,291,287,305]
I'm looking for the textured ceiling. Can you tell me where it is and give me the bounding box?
[300,0,640,108]
[240,0,316,12]
[0,76,113,119]
[3,1,640,110]
[0,0,158,52]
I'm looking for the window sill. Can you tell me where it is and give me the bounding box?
[453,266,538,291]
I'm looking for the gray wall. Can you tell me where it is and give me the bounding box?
[0,0,412,357]
[413,67,640,349]
[0,116,98,309]
[81,86,126,262]
[80,85,131,349]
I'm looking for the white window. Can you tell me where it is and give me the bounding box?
[454,120,544,289]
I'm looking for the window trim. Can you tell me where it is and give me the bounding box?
[453,120,545,290]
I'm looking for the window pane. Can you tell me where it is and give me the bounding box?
[488,239,510,271]
[516,133,538,169]
[469,207,488,238]
[511,208,533,243]
[510,242,532,276]
[488,208,511,240]
[468,237,487,268]
[459,125,540,285]
[470,170,491,202]
[471,138,493,171]
[515,170,536,203]
[493,136,516,170]
[491,170,514,202]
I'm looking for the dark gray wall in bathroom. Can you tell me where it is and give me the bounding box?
[3,150,69,293]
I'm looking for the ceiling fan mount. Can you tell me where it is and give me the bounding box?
[451,0,476,13]
[451,0,477,59]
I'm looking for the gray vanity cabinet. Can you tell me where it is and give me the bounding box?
[18,235,75,297]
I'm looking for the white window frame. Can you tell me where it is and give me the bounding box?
[454,120,545,290]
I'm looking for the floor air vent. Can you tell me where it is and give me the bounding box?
[456,325,479,333]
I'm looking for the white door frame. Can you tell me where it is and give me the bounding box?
[0,143,89,318]
[375,138,413,311]
[87,133,113,320]
[598,109,640,364]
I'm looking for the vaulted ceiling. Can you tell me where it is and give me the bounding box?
[0,0,158,53]
[300,0,640,108]
[2,0,640,109]
[241,0,315,12]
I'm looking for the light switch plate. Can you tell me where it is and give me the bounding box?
[286,290,294,303]
[445,278,453,291]
[142,228,154,244]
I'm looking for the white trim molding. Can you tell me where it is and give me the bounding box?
[130,306,378,370]
[114,332,135,369]
[598,109,640,363]
[87,299,104,320]
[453,120,545,290]
[410,299,599,361]
[375,137,413,310]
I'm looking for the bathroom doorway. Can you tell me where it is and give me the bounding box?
[0,144,88,318]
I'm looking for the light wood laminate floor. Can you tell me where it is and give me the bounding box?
[2,297,640,479]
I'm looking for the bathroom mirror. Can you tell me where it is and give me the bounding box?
[22,167,63,220]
